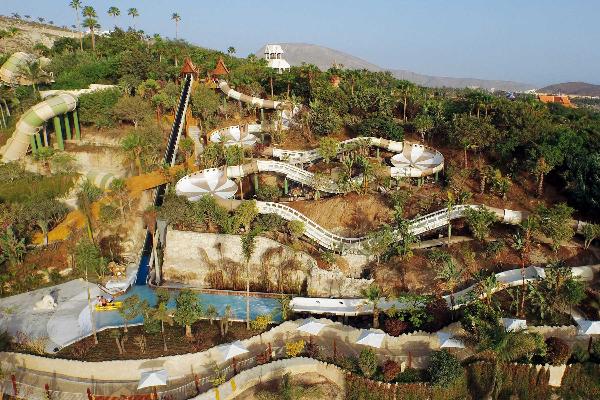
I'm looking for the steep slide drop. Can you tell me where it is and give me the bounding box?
[0,93,77,162]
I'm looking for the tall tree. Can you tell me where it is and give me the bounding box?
[82,6,98,51]
[173,290,202,337]
[107,6,120,27]
[171,13,181,40]
[127,8,139,29]
[241,229,258,329]
[69,0,83,50]
[227,46,236,55]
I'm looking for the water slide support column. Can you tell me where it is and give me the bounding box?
[43,123,48,147]
[64,113,72,140]
[284,177,289,195]
[73,109,81,140]
[53,116,64,150]
[30,135,37,154]
[254,174,259,192]
[34,131,42,149]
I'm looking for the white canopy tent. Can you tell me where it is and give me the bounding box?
[137,369,168,389]
[437,332,465,349]
[219,340,249,361]
[577,320,600,335]
[296,319,328,336]
[355,329,385,348]
[502,318,527,332]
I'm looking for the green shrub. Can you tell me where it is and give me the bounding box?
[255,184,281,202]
[427,350,462,387]
[358,348,378,378]
[77,88,121,128]
[357,116,404,141]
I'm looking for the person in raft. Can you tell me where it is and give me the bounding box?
[96,295,114,307]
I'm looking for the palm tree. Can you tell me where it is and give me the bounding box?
[171,13,181,39]
[37,17,45,23]
[241,231,257,329]
[227,46,236,55]
[18,60,42,93]
[108,6,120,27]
[121,131,144,175]
[127,8,139,29]
[82,6,98,51]
[470,322,544,400]
[361,284,383,328]
[69,0,83,50]
[24,15,31,20]
[11,13,21,19]
[435,257,464,309]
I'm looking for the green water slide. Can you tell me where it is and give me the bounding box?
[0,52,36,85]
[0,93,77,162]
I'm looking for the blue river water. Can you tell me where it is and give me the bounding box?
[95,284,282,329]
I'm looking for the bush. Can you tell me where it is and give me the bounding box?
[250,314,272,331]
[255,184,281,202]
[427,350,463,387]
[335,356,359,373]
[357,117,404,141]
[358,348,378,378]
[382,359,401,382]
[384,319,410,336]
[77,88,121,128]
[285,339,305,358]
[545,336,570,365]
[396,367,426,383]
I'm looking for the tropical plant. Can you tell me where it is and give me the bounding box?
[358,348,378,378]
[107,6,120,25]
[69,0,83,50]
[427,350,463,387]
[361,284,384,328]
[173,289,203,337]
[118,295,141,333]
[582,223,600,249]
[256,373,321,400]
[464,206,497,241]
[127,8,139,29]
[171,13,181,39]
[82,6,99,51]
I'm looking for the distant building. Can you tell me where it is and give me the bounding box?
[537,94,575,108]
[264,44,290,74]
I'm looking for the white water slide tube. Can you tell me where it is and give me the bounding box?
[218,80,288,110]
[0,93,77,162]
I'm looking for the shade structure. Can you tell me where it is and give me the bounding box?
[437,332,465,349]
[296,319,327,336]
[502,318,527,332]
[577,320,600,335]
[355,329,385,348]
[210,125,257,147]
[175,168,238,200]
[137,369,168,389]
[219,340,249,361]
[390,143,444,177]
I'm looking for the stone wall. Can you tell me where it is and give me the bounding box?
[193,358,345,400]
[161,230,372,296]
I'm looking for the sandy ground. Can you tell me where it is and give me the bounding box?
[287,192,394,236]
[233,372,342,400]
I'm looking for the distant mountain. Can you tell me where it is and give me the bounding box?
[256,43,536,92]
[538,82,600,97]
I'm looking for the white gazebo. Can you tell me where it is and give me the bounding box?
[264,44,290,74]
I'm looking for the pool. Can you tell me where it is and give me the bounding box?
[94,285,282,331]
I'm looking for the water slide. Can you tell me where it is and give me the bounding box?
[0,93,77,162]
[0,52,37,85]
[218,80,290,110]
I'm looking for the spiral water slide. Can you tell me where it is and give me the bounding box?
[0,93,77,162]
[0,52,37,85]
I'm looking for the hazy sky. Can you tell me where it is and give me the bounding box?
[2,0,599,86]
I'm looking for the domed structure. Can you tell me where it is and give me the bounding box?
[175,168,238,200]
